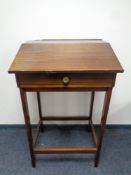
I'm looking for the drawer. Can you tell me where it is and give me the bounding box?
[16,72,116,90]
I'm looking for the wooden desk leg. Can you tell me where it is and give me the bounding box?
[88,91,95,132]
[20,89,36,167]
[89,91,95,120]
[37,92,44,132]
[95,88,112,167]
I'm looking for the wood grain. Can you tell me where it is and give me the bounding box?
[33,147,97,154]
[8,39,124,167]
[16,72,116,89]
[8,39,124,73]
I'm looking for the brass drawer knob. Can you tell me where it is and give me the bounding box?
[63,76,70,85]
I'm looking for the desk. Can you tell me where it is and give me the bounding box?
[8,39,123,167]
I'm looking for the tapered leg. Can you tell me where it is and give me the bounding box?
[88,91,95,132]
[20,89,36,167]
[95,88,112,167]
[37,92,44,132]
[89,91,95,120]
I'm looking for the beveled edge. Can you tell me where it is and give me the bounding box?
[8,39,124,74]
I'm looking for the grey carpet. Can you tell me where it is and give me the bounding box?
[0,125,131,175]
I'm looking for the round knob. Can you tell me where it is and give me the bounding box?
[63,76,70,85]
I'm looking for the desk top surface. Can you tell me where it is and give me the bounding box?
[9,39,124,73]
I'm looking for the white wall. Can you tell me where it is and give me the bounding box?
[0,0,131,124]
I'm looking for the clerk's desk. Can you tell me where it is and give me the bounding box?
[8,39,124,167]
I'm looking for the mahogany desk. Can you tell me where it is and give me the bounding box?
[8,39,123,167]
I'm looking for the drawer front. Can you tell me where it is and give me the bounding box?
[16,73,116,90]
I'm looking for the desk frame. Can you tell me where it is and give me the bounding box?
[19,86,112,168]
[9,39,123,167]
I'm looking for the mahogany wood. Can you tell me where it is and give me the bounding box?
[89,92,95,120]
[37,92,44,132]
[37,92,42,120]
[33,120,42,146]
[41,116,90,121]
[95,88,112,167]
[8,39,124,168]
[89,120,97,146]
[16,73,116,89]
[22,87,109,92]
[20,89,36,167]
[9,39,124,73]
[33,147,97,154]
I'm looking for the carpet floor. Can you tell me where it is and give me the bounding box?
[0,125,131,175]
